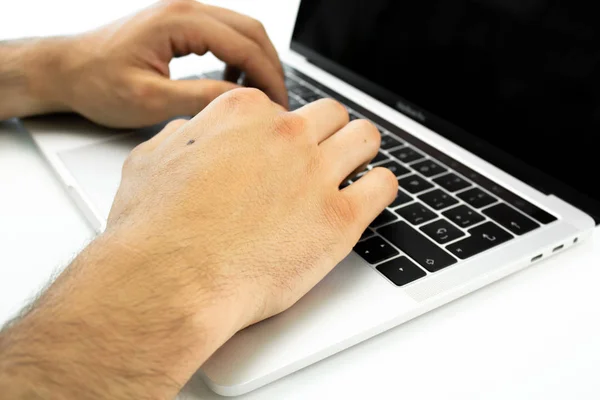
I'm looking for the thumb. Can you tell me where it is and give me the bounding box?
[157,78,240,118]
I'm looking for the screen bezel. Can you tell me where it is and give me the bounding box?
[290,19,600,224]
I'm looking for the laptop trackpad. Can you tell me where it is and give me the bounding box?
[57,126,165,221]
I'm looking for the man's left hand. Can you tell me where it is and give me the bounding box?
[4,0,288,127]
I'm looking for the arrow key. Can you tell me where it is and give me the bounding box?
[377,256,427,286]
[354,236,400,264]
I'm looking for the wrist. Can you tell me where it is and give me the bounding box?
[64,230,246,375]
[23,37,77,115]
[0,37,76,119]
[0,230,245,398]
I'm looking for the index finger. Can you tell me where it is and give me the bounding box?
[166,13,288,107]
[198,3,285,78]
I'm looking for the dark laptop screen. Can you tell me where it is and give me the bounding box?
[292,0,600,222]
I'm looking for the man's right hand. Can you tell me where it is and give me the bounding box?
[108,89,398,329]
[0,89,398,399]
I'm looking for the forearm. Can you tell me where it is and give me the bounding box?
[0,232,242,399]
[0,38,72,120]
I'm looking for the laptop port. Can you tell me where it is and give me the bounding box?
[531,254,543,262]
[553,245,564,252]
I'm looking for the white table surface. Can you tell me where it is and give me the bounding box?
[1,1,599,399]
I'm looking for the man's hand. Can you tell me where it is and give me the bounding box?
[0,90,397,399]
[0,0,288,126]
[108,90,398,326]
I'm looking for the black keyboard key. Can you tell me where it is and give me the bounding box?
[433,156,556,224]
[447,222,513,259]
[483,203,540,235]
[443,205,485,228]
[378,160,410,177]
[418,189,458,210]
[370,151,390,165]
[369,209,398,228]
[285,64,555,226]
[380,134,403,150]
[354,120,555,224]
[377,257,426,286]
[457,188,496,209]
[378,221,457,272]
[433,173,472,192]
[398,175,434,194]
[496,191,557,225]
[411,159,447,177]
[487,183,509,199]
[359,228,375,241]
[420,219,465,244]
[390,147,425,163]
[354,237,399,264]
[397,202,437,225]
[390,189,413,208]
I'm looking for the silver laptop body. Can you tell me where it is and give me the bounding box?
[22,0,598,396]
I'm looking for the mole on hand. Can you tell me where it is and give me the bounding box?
[187,139,196,146]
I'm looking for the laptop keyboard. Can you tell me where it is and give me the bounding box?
[198,66,557,288]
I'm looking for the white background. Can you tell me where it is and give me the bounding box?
[1,1,599,399]
[0,0,300,79]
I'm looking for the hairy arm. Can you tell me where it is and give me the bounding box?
[0,232,242,399]
[0,38,71,120]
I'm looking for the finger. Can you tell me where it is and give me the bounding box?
[320,120,381,184]
[165,13,288,108]
[341,167,399,237]
[140,118,189,152]
[199,4,285,78]
[157,78,240,118]
[293,98,349,143]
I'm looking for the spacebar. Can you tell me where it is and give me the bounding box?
[378,221,457,272]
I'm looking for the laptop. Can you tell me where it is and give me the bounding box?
[23,0,599,396]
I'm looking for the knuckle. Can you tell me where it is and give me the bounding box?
[372,166,400,192]
[352,119,381,146]
[249,18,267,35]
[319,98,348,119]
[131,81,164,111]
[272,112,307,138]
[220,87,270,109]
[161,0,194,15]
[351,118,378,134]
[123,145,144,170]
[164,118,188,132]
[239,42,263,66]
[323,194,360,229]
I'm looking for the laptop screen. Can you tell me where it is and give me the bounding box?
[291,0,600,222]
